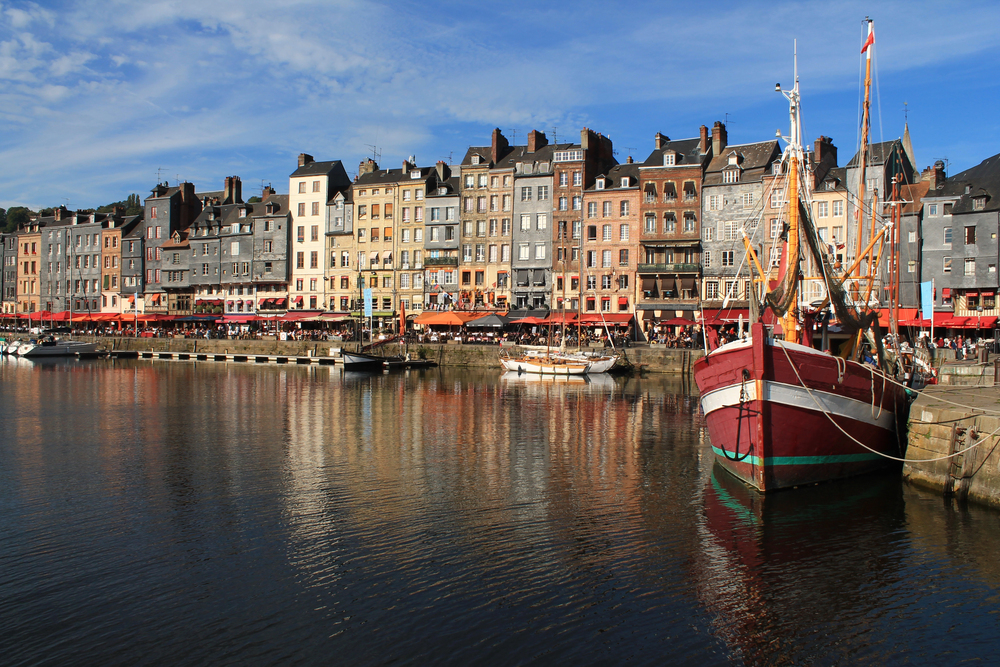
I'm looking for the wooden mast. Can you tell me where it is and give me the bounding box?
[852,19,874,280]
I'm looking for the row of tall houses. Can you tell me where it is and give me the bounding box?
[3,123,999,328]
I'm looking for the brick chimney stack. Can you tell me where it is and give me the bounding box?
[712,121,728,156]
[813,136,838,168]
[491,128,508,164]
[298,153,314,168]
[223,176,243,204]
[654,132,668,150]
[54,206,67,221]
[358,158,378,176]
[699,125,709,154]
[261,185,276,201]
[435,161,450,182]
[527,130,547,154]
[626,156,634,164]
[922,160,947,190]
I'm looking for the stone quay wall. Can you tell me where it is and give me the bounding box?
[904,386,1000,509]
[78,336,704,374]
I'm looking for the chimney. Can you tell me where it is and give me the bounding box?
[699,125,709,154]
[180,181,195,205]
[358,158,378,176]
[261,184,276,201]
[813,136,838,168]
[654,132,668,150]
[491,128,508,164]
[934,160,946,190]
[113,205,125,217]
[435,160,450,182]
[626,156,634,164]
[712,121,728,156]
[298,153,314,168]
[527,130,548,154]
[54,206,66,221]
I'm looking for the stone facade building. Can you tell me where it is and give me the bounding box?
[510,131,554,310]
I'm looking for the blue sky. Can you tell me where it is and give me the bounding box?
[1,0,998,210]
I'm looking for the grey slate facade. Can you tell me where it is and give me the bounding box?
[1,233,16,313]
[511,136,555,309]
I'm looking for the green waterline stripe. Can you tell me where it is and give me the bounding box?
[710,446,884,466]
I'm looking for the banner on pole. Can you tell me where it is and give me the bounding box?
[363,288,373,318]
[920,281,933,322]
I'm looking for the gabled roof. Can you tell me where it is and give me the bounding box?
[252,194,290,216]
[846,140,902,168]
[818,166,848,192]
[704,140,781,185]
[640,137,705,168]
[900,181,930,215]
[587,162,641,191]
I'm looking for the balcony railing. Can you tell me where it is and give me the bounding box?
[424,256,458,267]
[637,263,700,273]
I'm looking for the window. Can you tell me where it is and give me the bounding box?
[536,214,547,230]
[664,213,676,233]
[966,226,976,244]
[296,252,304,269]
[311,225,319,242]
[944,227,952,247]
[617,249,628,266]
[587,225,598,242]
[521,186,532,201]
[907,260,916,274]
[722,251,734,267]
[310,251,318,269]
[965,258,976,276]
[943,257,952,273]
[573,172,582,186]
[704,250,712,267]
[572,196,582,211]
[706,281,719,299]
[770,218,782,239]
[974,197,986,211]
[619,224,630,241]
[601,250,611,267]
[929,204,938,216]
[664,153,675,166]
[537,186,549,200]
[619,201,629,216]
[358,228,366,242]
[559,197,568,211]
[535,244,546,260]
[520,215,531,231]
[298,203,306,217]
[833,200,844,217]
[683,213,695,233]
[518,243,529,260]
[708,195,721,211]
[908,231,917,243]
[817,201,829,218]
[588,202,598,218]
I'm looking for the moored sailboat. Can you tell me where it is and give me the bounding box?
[693,25,910,492]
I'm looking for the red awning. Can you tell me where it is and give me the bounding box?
[702,308,749,322]
[580,313,634,324]
[618,297,629,305]
[942,288,951,298]
[292,296,303,304]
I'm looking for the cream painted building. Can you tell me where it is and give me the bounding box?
[288,153,351,310]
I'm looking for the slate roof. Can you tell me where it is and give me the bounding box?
[845,140,902,168]
[640,137,705,168]
[939,152,1000,214]
[703,140,781,185]
[251,194,290,216]
[900,182,930,216]
[586,162,641,191]
[290,159,344,178]
[818,166,848,192]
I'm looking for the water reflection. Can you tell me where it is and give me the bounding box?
[2,357,1000,665]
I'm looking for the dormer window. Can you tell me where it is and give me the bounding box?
[208,211,215,220]
[974,196,987,211]
[410,170,421,179]
[727,153,739,166]
[596,177,605,190]
[265,203,275,214]
[437,187,447,195]
[664,152,676,166]
[471,155,481,165]
[620,177,630,188]
[239,208,247,218]
[723,169,740,184]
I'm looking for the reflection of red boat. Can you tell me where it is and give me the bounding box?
[694,322,908,491]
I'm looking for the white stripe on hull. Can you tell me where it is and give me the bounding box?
[700,380,895,431]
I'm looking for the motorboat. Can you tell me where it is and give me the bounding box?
[18,336,102,358]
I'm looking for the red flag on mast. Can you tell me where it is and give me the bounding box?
[861,30,875,53]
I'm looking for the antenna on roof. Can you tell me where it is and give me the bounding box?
[904,101,908,124]
[551,126,558,143]
[155,167,165,184]
[624,147,636,159]
[724,113,733,126]
[508,128,517,145]
[365,144,382,163]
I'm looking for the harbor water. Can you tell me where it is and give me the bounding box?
[2,357,1000,665]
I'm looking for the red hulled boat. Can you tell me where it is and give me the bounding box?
[694,24,911,491]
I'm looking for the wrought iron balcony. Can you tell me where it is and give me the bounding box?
[637,263,700,273]
[423,256,458,267]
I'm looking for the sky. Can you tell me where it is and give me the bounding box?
[1,0,998,211]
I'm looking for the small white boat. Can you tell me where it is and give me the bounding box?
[19,337,101,358]
[342,350,386,372]
[499,351,590,375]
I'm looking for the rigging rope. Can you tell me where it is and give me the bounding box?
[775,339,999,463]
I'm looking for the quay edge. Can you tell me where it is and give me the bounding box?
[66,336,703,374]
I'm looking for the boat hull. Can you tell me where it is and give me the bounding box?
[693,323,908,492]
[500,355,589,375]
[20,341,101,357]
[342,351,385,371]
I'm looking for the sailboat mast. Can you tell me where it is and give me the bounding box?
[852,18,874,277]
[779,42,803,341]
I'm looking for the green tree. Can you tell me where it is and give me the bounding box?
[5,206,31,232]
[0,208,6,231]
[247,196,261,203]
